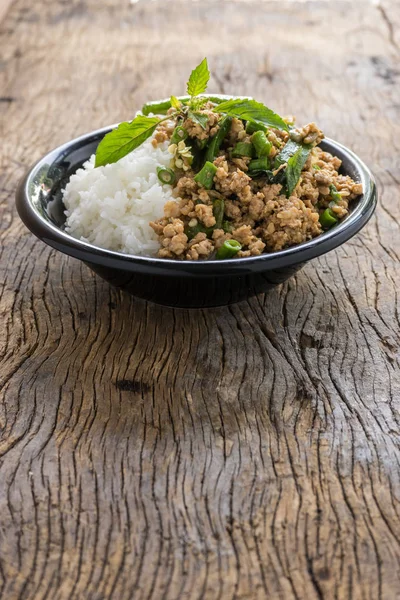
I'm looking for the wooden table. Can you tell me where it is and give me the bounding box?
[1,1,400,598]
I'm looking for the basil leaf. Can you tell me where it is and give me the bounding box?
[248,169,286,185]
[185,221,214,240]
[188,110,208,129]
[187,58,210,97]
[273,139,302,168]
[285,144,312,196]
[170,95,181,110]
[95,115,160,167]
[214,98,288,132]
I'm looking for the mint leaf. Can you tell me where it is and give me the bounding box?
[214,98,288,132]
[95,115,160,167]
[187,58,210,98]
[285,144,312,196]
[170,95,181,110]
[188,110,208,129]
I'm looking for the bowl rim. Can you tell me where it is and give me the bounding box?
[16,119,377,275]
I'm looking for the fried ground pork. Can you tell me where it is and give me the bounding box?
[86,59,363,261]
[149,102,362,260]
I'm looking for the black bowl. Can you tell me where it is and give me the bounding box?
[16,124,377,308]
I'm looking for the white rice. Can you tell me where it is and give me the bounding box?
[63,135,173,255]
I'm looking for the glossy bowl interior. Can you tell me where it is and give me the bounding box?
[16,110,377,308]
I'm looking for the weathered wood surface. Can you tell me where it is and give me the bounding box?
[1,0,400,598]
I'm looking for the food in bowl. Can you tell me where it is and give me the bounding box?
[63,59,363,261]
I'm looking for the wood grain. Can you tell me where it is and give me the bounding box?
[0,0,13,24]
[1,0,400,598]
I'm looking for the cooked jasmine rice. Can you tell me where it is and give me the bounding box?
[63,136,173,255]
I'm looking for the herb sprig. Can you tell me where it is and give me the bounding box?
[95,59,210,167]
[95,58,289,168]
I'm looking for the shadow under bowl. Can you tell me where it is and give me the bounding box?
[16,125,377,308]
